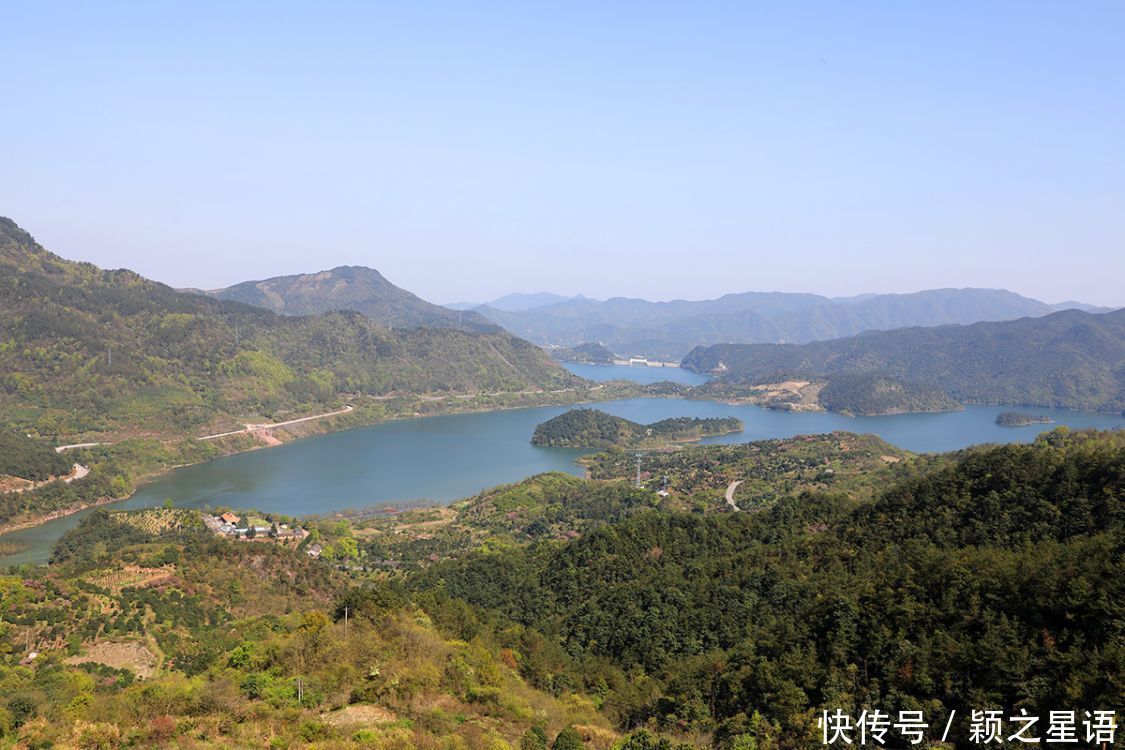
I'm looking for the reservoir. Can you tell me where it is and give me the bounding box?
[2,375,1123,565]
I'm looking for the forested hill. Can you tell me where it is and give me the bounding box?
[205,265,496,331]
[417,429,1125,744]
[4,429,1121,746]
[478,288,1105,360]
[0,217,579,439]
[682,308,1125,412]
[532,408,742,448]
[0,431,71,482]
[550,342,617,364]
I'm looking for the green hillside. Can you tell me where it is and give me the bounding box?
[815,373,961,415]
[206,264,497,331]
[532,408,742,449]
[0,431,71,482]
[551,342,618,365]
[683,308,1125,412]
[583,431,913,509]
[3,429,1122,747]
[415,429,1124,745]
[0,217,579,441]
[1,509,635,749]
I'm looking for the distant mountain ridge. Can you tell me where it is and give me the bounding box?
[474,288,1112,360]
[682,308,1125,413]
[446,291,581,312]
[206,266,495,331]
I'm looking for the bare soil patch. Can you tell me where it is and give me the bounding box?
[66,640,160,678]
[321,704,398,727]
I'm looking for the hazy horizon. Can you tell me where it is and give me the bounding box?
[439,288,1116,309]
[5,221,1116,309]
[4,2,1124,306]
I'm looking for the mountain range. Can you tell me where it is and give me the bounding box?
[469,288,1111,360]
[195,267,1113,369]
[683,307,1125,413]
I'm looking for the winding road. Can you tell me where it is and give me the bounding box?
[724,480,743,512]
[8,463,89,494]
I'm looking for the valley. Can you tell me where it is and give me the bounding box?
[1,217,1122,749]
[4,393,1122,567]
[5,9,1124,747]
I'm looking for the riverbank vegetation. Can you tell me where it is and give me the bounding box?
[0,438,220,533]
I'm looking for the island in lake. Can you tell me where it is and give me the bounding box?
[531,408,743,449]
[996,411,1054,427]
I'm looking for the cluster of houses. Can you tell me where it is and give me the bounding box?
[204,511,309,543]
[612,357,682,368]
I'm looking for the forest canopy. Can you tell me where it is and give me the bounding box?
[531,409,742,449]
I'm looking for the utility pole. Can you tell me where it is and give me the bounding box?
[297,677,303,704]
[344,606,349,640]
[635,453,642,487]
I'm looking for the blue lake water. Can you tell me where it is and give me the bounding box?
[2,394,1123,566]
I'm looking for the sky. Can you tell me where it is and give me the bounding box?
[2,2,1123,306]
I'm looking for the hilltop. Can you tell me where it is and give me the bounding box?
[682,307,1125,412]
[206,265,496,331]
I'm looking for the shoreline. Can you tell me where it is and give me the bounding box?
[0,495,119,537]
[0,384,641,540]
[4,390,1121,545]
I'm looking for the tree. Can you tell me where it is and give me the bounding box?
[552,726,584,750]
[520,726,549,750]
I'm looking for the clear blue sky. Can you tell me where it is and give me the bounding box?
[2,2,1122,305]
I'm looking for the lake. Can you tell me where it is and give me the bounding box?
[2,394,1123,566]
